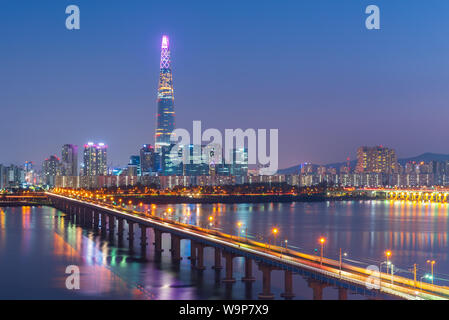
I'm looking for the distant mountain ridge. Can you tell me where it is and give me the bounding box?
[277,153,449,175]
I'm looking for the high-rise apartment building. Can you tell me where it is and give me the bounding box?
[61,144,78,176]
[83,142,108,176]
[83,142,97,176]
[96,143,108,175]
[355,146,397,174]
[24,161,35,185]
[42,155,60,186]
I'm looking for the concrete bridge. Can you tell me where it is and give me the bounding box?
[45,192,449,300]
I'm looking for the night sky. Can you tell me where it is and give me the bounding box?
[1,0,449,169]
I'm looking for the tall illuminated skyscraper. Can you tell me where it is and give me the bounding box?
[155,35,175,153]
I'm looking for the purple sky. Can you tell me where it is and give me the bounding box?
[1,0,449,169]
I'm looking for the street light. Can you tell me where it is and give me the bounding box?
[427,260,436,285]
[237,221,243,240]
[272,228,279,247]
[208,215,214,228]
[385,250,392,274]
[319,237,326,266]
[420,274,433,290]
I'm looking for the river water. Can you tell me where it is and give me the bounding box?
[0,200,447,299]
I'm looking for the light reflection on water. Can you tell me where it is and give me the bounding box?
[1,200,446,299]
[140,200,449,284]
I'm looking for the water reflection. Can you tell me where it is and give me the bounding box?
[140,200,449,285]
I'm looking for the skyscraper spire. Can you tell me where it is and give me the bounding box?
[160,35,170,68]
[155,35,175,153]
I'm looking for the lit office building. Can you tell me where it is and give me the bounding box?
[128,155,140,176]
[182,145,209,176]
[229,148,248,177]
[160,145,183,176]
[140,144,155,175]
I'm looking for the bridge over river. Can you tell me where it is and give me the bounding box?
[43,191,449,300]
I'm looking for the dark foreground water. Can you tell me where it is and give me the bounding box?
[0,200,447,299]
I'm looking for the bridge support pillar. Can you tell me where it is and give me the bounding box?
[79,208,84,225]
[338,287,348,300]
[212,248,222,270]
[222,252,236,283]
[280,270,295,299]
[85,208,92,228]
[127,221,134,250]
[242,257,256,282]
[116,218,124,246]
[78,207,83,226]
[67,205,73,222]
[109,215,115,237]
[93,211,99,229]
[171,235,182,262]
[71,206,76,223]
[154,229,164,253]
[117,218,124,238]
[196,243,205,270]
[189,240,197,266]
[140,225,147,249]
[308,279,325,300]
[258,264,275,299]
[82,207,87,226]
[101,213,107,233]
[75,208,80,225]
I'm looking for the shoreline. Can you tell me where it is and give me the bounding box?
[0,195,386,206]
[104,194,383,204]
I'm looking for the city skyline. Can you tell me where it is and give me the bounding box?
[2,1,449,169]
